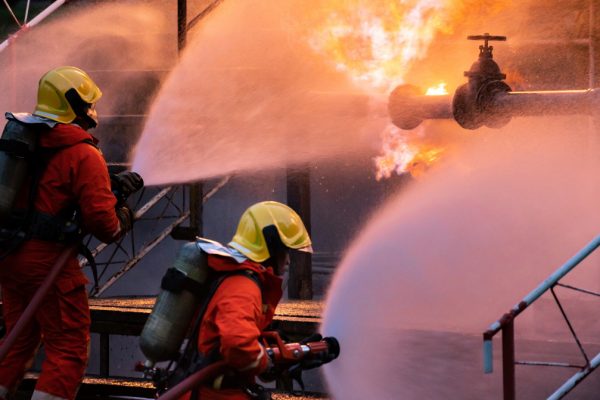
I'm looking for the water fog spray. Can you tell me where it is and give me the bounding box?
[0,1,169,159]
[322,118,599,399]
[131,1,389,185]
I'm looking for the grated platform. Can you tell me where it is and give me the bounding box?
[88,297,323,336]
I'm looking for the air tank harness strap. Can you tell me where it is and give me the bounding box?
[0,139,30,158]
[187,270,263,399]
[28,210,80,243]
[160,270,262,397]
[28,210,100,293]
[161,268,207,295]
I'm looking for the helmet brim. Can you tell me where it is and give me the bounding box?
[295,244,313,254]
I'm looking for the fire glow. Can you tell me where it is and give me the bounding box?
[374,124,445,180]
[374,81,449,180]
[306,1,458,178]
[425,82,448,96]
[307,1,509,179]
[307,1,450,93]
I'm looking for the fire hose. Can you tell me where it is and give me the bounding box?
[156,360,229,400]
[155,332,340,399]
[0,245,77,363]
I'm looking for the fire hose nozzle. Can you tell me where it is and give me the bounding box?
[262,331,340,367]
[323,336,341,361]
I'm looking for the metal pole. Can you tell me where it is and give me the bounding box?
[189,183,203,236]
[100,333,110,377]
[286,166,312,300]
[178,0,203,238]
[502,321,516,400]
[0,0,67,53]
[589,0,595,88]
[485,235,600,338]
[548,351,600,400]
[9,36,16,110]
[177,0,186,53]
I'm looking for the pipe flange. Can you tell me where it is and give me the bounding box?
[452,83,483,130]
[388,84,424,130]
[477,80,512,128]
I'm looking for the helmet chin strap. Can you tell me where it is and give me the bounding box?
[65,89,98,129]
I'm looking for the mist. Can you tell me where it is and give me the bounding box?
[0,1,171,160]
[321,117,599,399]
[131,0,391,185]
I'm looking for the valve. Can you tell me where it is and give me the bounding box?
[453,33,511,129]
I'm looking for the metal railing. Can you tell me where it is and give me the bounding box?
[81,176,230,298]
[483,234,600,400]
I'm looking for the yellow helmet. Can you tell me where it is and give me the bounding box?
[229,201,312,263]
[33,66,102,126]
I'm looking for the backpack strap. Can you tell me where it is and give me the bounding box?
[0,132,101,278]
[163,269,263,395]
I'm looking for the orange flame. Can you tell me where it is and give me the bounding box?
[374,125,445,180]
[307,1,451,93]
[306,0,510,178]
[425,82,448,96]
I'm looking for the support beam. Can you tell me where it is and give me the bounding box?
[502,322,516,400]
[177,0,186,52]
[100,333,110,377]
[177,0,203,239]
[286,167,312,300]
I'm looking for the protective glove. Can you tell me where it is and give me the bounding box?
[111,171,144,204]
[258,347,277,383]
[116,205,134,233]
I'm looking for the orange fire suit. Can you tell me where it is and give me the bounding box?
[0,122,124,400]
[183,254,283,400]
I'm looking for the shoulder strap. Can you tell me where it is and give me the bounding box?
[167,269,263,394]
[0,131,100,260]
[189,269,263,349]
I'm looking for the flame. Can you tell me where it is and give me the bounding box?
[425,82,448,96]
[305,0,510,178]
[374,125,445,180]
[307,1,452,93]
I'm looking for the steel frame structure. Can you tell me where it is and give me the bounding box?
[80,176,230,298]
[483,235,600,400]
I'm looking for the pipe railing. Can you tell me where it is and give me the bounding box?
[0,0,69,53]
[85,177,230,297]
[483,234,600,400]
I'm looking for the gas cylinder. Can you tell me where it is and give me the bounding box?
[139,241,210,367]
[0,114,38,223]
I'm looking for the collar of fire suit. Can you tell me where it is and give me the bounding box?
[6,112,58,127]
[195,237,247,264]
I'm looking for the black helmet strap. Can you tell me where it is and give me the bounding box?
[262,225,287,270]
[65,88,98,129]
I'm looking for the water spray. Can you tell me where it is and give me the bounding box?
[389,33,600,130]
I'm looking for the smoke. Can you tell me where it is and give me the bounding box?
[131,0,387,185]
[0,1,169,160]
[321,118,600,399]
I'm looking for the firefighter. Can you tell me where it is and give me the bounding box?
[184,201,312,400]
[0,66,143,400]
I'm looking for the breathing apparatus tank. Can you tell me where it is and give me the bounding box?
[0,113,48,224]
[139,241,210,367]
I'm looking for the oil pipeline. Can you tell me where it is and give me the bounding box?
[389,33,600,130]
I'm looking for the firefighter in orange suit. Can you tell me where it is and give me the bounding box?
[0,66,143,400]
[183,201,312,400]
